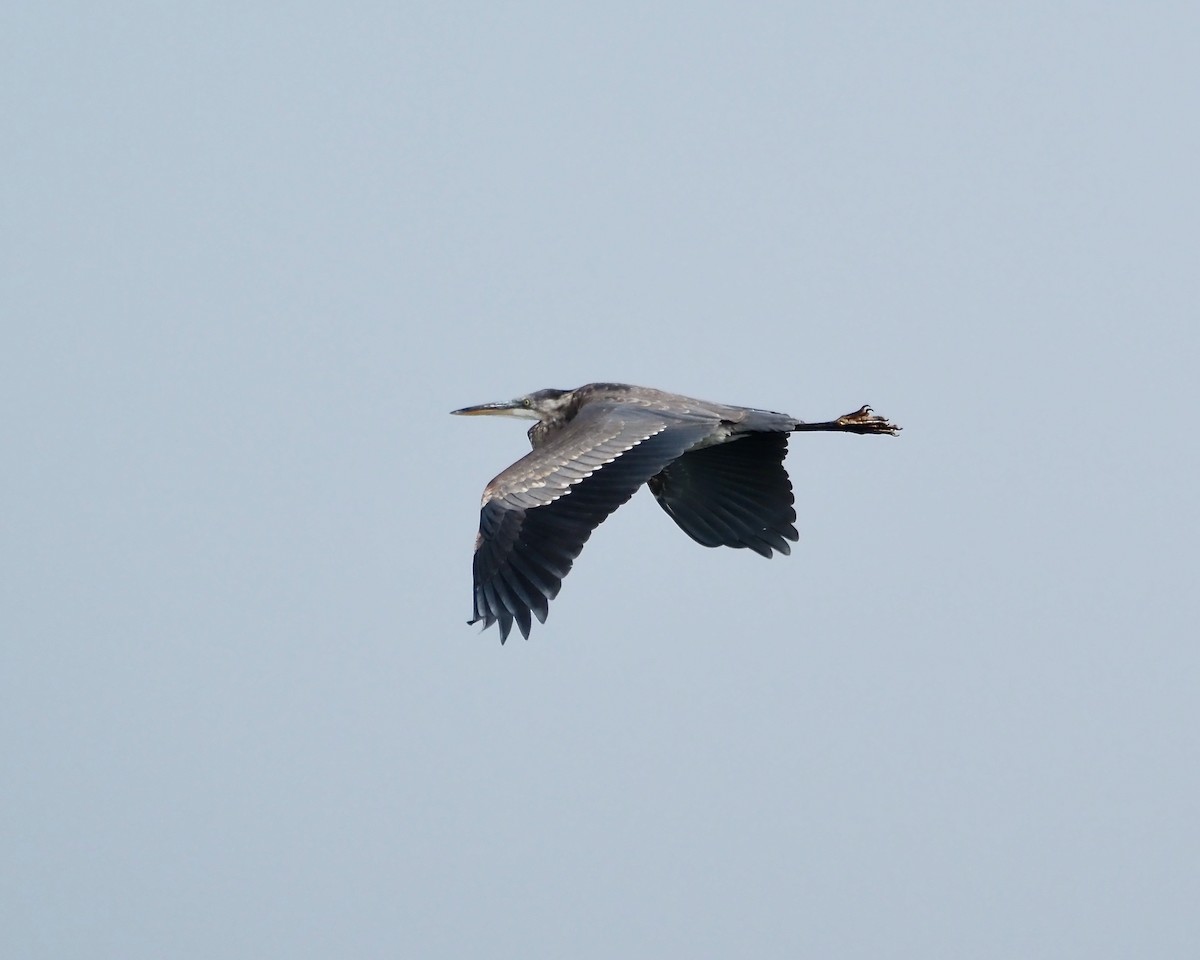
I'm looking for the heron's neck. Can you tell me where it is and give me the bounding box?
[527,419,562,448]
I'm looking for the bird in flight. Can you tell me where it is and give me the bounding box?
[453,383,900,642]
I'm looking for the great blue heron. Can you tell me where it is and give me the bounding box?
[452,382,900,642]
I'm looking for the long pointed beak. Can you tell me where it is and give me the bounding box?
[450,400,521,416]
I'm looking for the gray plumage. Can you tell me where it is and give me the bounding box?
[452,382,900,642]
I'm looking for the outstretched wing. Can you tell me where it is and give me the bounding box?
[647,431,798,558]
[471,403,715,642]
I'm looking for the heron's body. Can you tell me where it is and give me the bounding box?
[453,382,899,642]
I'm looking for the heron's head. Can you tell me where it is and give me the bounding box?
[451,388,573,422]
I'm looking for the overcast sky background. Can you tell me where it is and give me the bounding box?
[3,3,1198,957]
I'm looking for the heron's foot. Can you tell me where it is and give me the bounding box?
[837,405,902,436]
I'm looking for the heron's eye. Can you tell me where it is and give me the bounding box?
[522,398,533,408]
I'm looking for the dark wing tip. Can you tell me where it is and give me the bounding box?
[649,432,800,558]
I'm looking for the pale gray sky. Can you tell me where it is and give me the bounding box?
[3,3,1198,957]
